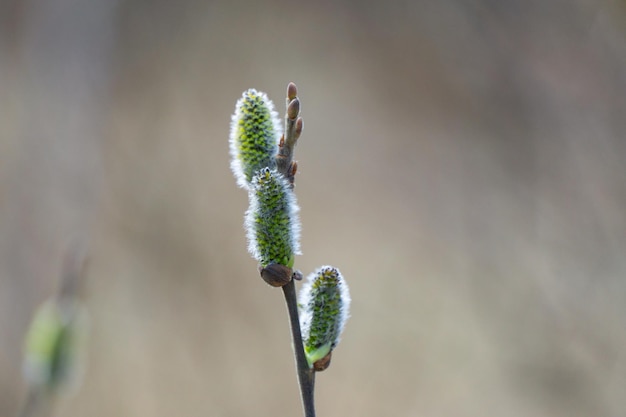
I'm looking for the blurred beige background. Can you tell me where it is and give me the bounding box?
[2,1,626,416]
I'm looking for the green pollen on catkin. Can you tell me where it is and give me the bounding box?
[245,168,301,268]
[229,89,281,189]
[298,266,351,367]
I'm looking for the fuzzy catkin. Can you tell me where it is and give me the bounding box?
[245,167,301,268]
[299,266,350,365]
[229,89,281,189]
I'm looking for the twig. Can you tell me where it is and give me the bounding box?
[282,280,316,417]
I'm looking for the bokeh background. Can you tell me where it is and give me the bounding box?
[2,1,626,416]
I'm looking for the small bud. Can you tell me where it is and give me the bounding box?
[292,269,303,281]
[299,266,351,369]
[260,263,293,287]
[295,117,303,139]
[245,168,301,269]
[287,98,300,120]
[229,89,281,189]
[287,82,298,100]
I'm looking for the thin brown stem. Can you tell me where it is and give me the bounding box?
[282,280,316,417]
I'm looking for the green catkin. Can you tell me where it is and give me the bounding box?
[246,167,301,268]
[229,89,281,189]
[299,266,351,367]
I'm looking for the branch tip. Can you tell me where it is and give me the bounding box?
[287,82,298,100]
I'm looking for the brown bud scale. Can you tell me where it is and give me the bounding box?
[259,263,293,287]
[287,98,300,120]
[313,351,332,372]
